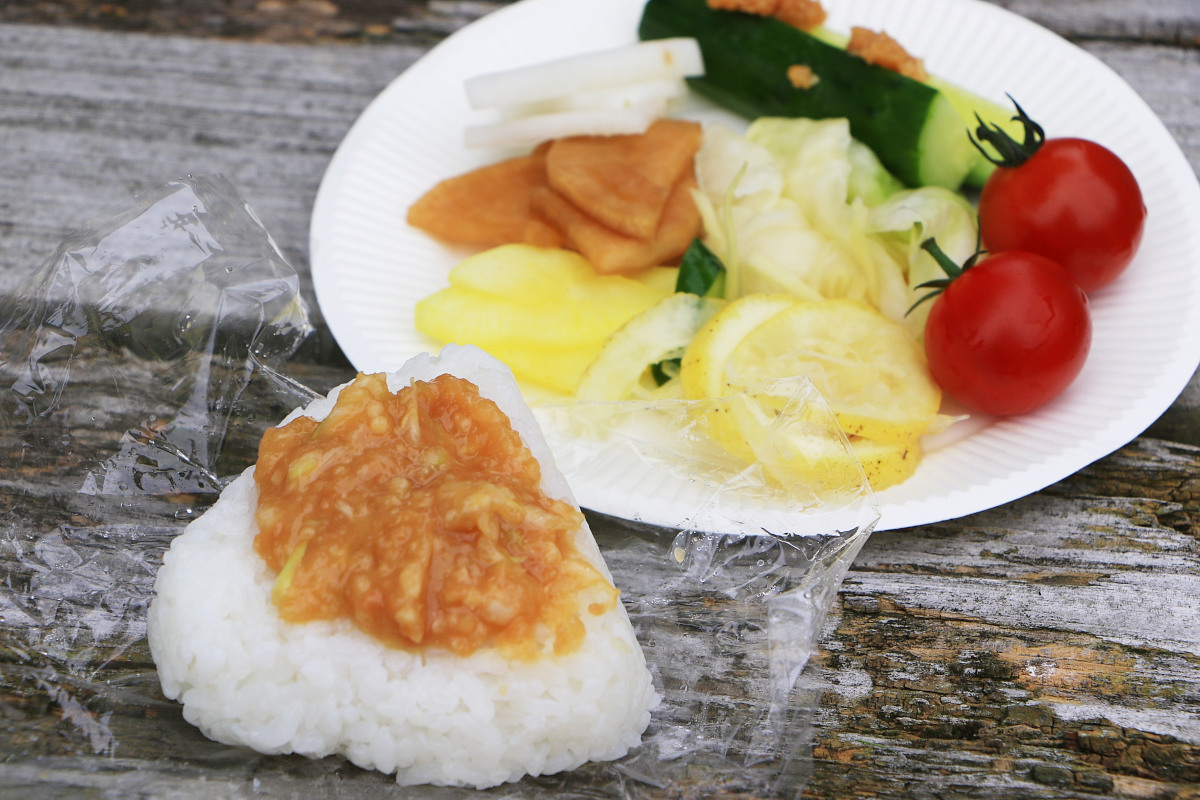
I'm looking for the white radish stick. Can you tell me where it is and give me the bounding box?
[465,38,704,111]
[464,103,666,150]
[500,78,688,119]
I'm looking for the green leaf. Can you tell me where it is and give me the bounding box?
[650,358,681,387]
[675,238,726,297]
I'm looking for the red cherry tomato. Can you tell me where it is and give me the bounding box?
[919,246,1092,417]
[973,101,1146,294]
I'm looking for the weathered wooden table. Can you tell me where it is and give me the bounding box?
[1,1,1198,798]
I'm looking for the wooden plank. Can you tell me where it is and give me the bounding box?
[1,1,1199,796]
[1,0,1197,45]
[0,24,422,366]
[982,0,1200,43]
[800,453,1200,795]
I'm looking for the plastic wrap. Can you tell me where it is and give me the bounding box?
[531,382,878,795]
[0,174,313,494]
[0,176,877,798]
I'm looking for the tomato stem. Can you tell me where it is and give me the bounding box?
[969,95,1045,169]
[906,235,986,316]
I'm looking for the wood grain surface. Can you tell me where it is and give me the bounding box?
[1,1,1198,798]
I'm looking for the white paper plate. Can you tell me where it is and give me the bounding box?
[310,0,1200,532]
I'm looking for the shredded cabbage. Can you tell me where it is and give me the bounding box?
[869,187,979,338]
[694,118,978,338]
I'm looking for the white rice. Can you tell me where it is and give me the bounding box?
[147,345,658,788]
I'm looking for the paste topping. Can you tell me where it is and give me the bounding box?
[253,372,616,659]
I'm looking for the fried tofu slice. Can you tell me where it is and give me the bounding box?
[406,147,563,248]
[533,172,701,275]
[407,118,703,275]
[544,118,702,241]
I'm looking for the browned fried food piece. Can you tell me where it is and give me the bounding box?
[846,26,929,81]
[532,172,701,275]
[707,0,825,30]
[774,0,826,30]
[707,0,778,14]
[544,118,702,241]
[787,64,819,89]
[407,146,562,248]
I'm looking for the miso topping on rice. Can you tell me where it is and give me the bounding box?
[253,371,618,659]
[148,345,657,789]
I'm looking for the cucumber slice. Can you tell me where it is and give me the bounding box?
[639,0,976,189]
[769,22,1018,189]
[929,77,1027,188]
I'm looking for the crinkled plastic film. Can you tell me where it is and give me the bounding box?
[0,177,878,798]
[532,380,879,796]
[0,174,313,494]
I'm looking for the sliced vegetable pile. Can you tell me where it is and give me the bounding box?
[403,0,1146,492]
[409,118,703,274]
[414,245,675,394]
[463,37,703,150]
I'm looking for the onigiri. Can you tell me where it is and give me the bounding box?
[147,345,658,788]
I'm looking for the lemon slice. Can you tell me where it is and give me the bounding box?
[719,378,862,493]
[730,388,922,490]
[577,293,725,401]
[849,436,922,490]
[725,298,941,444]
[679,295,937,491]
[679,293,800,460]
[681,293,799,400]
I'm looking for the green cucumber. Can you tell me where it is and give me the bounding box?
[638,0,976,189]
[929,77,1028,187]
[811,26,1017,188]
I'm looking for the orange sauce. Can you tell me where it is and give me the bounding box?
[252,372,617,659]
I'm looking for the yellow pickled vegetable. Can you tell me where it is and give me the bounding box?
[415,244,671,393]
